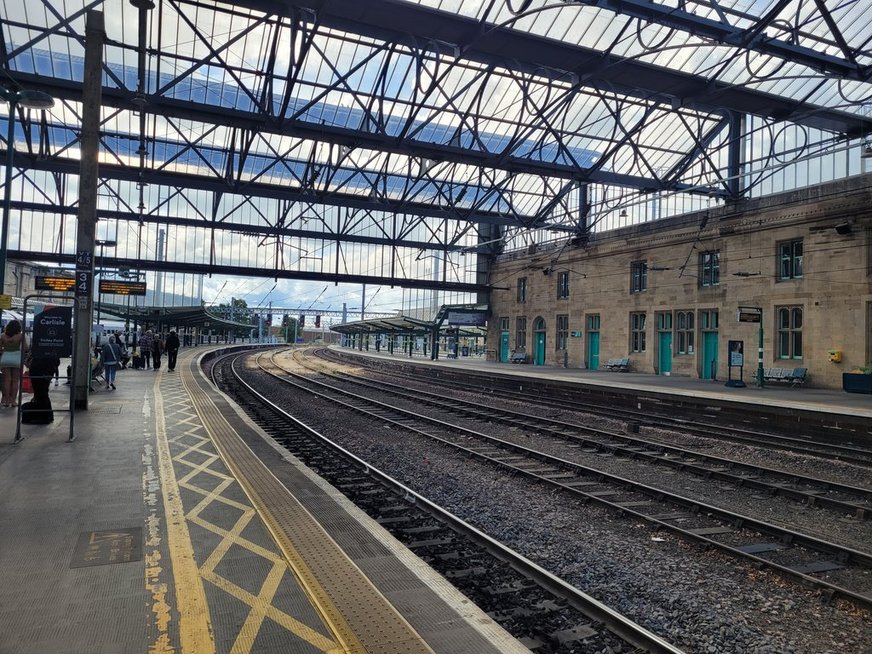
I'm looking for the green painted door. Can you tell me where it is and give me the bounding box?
[658,332,672,375]
[534,331,546,365]
[587,332,600,370]
[702,332,718,379]
[500,331,510,362]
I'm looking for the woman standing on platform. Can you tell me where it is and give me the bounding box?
[0,319,26,407]
[102,336,121,390]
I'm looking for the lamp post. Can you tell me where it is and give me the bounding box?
[0,88,55,291]
[94,238,117,345]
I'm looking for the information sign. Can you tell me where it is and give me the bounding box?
[0,294,11,309]
[445,311,487,326]
[736,308,761,323]
[75,271,92,298]
[98,279,147,296]
[35,276,76,292]
[728,340,744,367]
[32,306,73,357]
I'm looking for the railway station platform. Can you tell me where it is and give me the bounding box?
[332,346,872,420]
[0,346,525,654]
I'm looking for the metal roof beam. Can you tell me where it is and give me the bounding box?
[10,250,489,293]
[232,0,867,136]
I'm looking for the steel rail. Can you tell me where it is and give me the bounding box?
[303,350,872,519]
[266,349,872,610]
[216,351,686,654]
[321,349,872,466]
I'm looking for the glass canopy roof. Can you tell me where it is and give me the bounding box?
[1,0,870,291]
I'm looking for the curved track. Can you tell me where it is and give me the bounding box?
[212,350,684,654]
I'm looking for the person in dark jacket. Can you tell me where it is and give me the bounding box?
[165,331,180,372]
[138,330,153,369]
[22,354,55,423]
[152,333,163,371]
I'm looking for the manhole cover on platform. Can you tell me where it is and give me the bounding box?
[70,527,142,568]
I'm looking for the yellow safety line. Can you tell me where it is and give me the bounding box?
[154,375,216,653]
[179,368,362,654]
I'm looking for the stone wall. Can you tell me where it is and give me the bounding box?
[486,174,872,389]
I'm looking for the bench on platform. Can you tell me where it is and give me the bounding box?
[604,357,630,372]
[763,367,808,387]
[510,350,529,364]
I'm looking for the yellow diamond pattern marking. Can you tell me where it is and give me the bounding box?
[158,364,341,654]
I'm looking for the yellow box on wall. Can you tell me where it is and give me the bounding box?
[827,350,842,363]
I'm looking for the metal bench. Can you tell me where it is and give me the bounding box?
[604,357,630,372]
[510,350,529,364]
[764,367,807,387]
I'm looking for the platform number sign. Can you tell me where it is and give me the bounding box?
[75,271,92,298]
[76,250,93,268]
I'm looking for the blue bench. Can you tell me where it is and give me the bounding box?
[763,367,808,387]
[604,357,630,372]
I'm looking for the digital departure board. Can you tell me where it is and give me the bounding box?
[35,276,76,292]
[99,279,147,296]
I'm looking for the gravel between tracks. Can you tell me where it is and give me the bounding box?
[236,355,872,654]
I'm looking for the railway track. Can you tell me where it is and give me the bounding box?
[266,348,872,610]
[300,349,872,520]
[320,348,872,467]
[211,351,684,654]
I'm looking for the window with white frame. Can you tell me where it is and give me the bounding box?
[630,261,647,293]
[676,311,694,354]
[517,277,528,303]
[630,312,646,352]
[515,316,527,350]
[557,271,570,299]
[778,240,803,280]
[777,306,803,358]
[699,251,720,287]
[556,314,569,351]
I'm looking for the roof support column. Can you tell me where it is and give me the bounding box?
[728,112,746,199]
[72,10,105,410]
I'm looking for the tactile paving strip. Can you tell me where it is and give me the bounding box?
[157,362,340,654]
[180,357,435,654]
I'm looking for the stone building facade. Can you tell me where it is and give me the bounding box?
[486,173,872,389]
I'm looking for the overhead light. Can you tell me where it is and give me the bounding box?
[619,209,628,218]
[732,271,760,277]
[649,265,671,271]
[835,222,852,235]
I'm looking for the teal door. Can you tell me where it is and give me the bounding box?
[534,332,546,365]
[587,332,600,370]
[658,332,672,375]
[500,331,510,362]
[702,332,718,379]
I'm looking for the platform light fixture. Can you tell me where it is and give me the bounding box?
[0,87,55,291]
